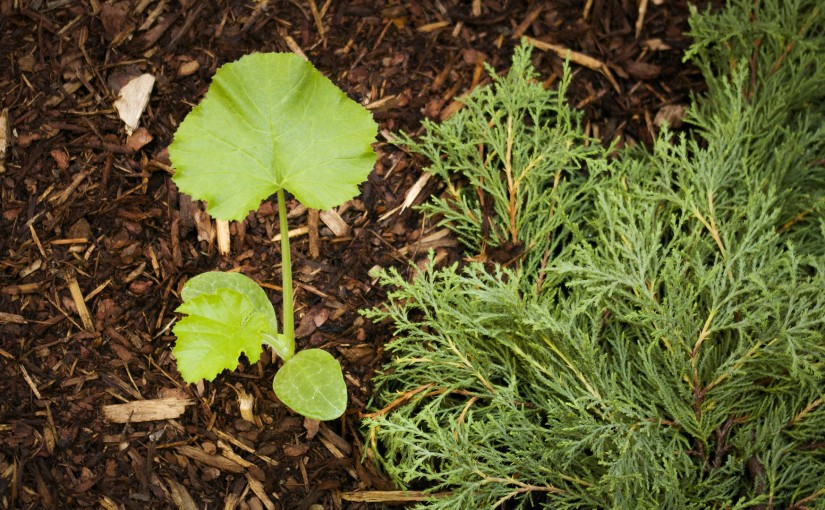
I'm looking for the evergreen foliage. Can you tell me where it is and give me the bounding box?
[363,1,825,508]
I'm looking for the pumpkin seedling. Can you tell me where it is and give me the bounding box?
[168,53,377,421]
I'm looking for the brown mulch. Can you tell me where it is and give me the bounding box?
[1,1,715,508]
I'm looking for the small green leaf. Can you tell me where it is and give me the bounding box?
[273,349,347,421]
[169,52,378,221]
[179,271,290,357]
[173,287,273,382]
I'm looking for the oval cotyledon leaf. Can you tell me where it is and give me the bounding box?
[272,348,347,421]
[168,52,378,221]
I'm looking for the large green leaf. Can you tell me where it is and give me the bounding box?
[172,287,274,382]
[273,348,347,421]
[169,52,378,221]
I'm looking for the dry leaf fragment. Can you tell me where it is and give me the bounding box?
[126,127,153,151]
[113,74,155,135]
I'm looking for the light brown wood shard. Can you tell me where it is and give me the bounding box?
[103,397,193,423]
[175,445,246,473]
[525,37,621,94]
[0,108,9,174]
[167,478,199,510]
[341,490,446,503]
[65,270,95,332]
[319,208,350,237]
[216,219,231,255]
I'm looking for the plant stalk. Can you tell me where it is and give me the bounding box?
[277,188,294,349]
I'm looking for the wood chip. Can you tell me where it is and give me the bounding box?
[341,490,444,503]
[378,171,431,221]
[0,108,8,174]
[125,127,153,151]
[635,0,649,38]
[178,59,200,77]
[319,209,350,237]
[0,312,27,324]
[308,208,320,259]
[167,478,199,510]
[19,364,42,399]
[217,441,255,468]
[113,74,155,135]
[512,4,544,39]
[280,32,308,61]
[398,228,458,256]
[654,104,687,128]
[216,219,231,255]
[102,397,193,423]
[65,270,94,331]
[525,36,621,94]
[417,21,450,33]
[175,445,246,473]
[245,473,277,510]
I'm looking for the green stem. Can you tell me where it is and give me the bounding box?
[277,188,294,356]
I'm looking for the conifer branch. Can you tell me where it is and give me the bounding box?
[365,3,825,506]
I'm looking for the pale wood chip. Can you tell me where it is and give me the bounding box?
[635,0,649,38]
[525,36,621,94]
[65,270,94,332]
[178,60,200,77]
[214,428,280,467]
[307,0,325,38]
[245,473,277,510]
[341,490,444,503]
[643,38,672,51]
[319,423,352,455]
[512,4,544,39]
[281,32,308,60]
[216,219,231,256]
[654,104,688,129]
[308,208,319,259]
[99,495,120,510]
[364,94,403,112]
[217,440,254,468]
[19,364,42,399]
[113,74,155,135]
[271,225,309,242]
[379,169,435,221]
[176,445,246,473]
[167,478,199,510]
[0,312,27,324]
[417,21,450,33]
[400,172,431,212]
[398,228,458,256]
[103,397,193,423]
[1,109,10,174]
[319,208,350,237]
[54,168,91,205]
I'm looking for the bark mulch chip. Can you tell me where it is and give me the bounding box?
[1,1,715,508]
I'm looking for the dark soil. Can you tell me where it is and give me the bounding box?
[1,1,714,508]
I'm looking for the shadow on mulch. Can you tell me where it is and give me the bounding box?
[1,1,714,508]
